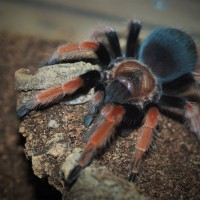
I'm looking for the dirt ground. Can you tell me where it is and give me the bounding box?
[0,32,62,200]
[0,32,200,200]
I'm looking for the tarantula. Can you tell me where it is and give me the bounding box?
[17,20,200,189]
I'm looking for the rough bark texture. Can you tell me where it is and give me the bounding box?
[16,61,200,200]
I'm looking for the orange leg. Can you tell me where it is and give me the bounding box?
[65,104,125,188]
[80,104,125,166]
[44,41,110,66]
[37,77,83,103]
[48,41,99,64]
[17,70,101,118]
[129,107,159,182]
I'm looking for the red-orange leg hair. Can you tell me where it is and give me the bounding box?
[65,104,125,188]
[129,107,159,182]
[48,41,99,64]
[17,70,101,118]
[44,41,111,67]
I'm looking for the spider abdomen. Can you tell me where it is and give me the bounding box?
[138,28,197,83]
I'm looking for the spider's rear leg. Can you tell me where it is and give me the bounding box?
[162,72,200,95]
[192,72,200,94]
[129,107,159,182]
[42,41,111,67]
[159,95,200,141]
[17,70,101,118]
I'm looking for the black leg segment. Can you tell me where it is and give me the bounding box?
[126,19,141,57]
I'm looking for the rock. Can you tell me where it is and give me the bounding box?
[48,119,60,128]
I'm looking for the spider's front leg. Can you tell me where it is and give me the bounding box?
[65,103,125,189]
[17,70,101,118]
[65,103,144,189]
[129,107,159,182]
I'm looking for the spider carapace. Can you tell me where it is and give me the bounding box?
[17,20,199,189]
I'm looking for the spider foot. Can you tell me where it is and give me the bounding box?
[65,165,83,190]
[17,105,30,118]
[39,58,58,67]
[128,172,138,183]
[17,98,38,118]
[84,115,94,127]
